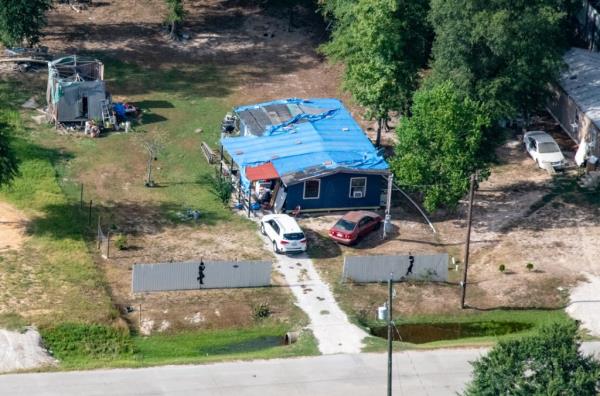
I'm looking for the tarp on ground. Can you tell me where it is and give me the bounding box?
[221,98,388,190]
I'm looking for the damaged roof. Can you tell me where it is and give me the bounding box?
[560,48,600,129]
[221,98,388,187]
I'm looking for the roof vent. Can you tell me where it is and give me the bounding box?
[342,127,349,132]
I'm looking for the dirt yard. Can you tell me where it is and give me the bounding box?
[43,0,391,142]
[0,202,28,251]
[305,129,600,321]
[102,220,308,334]
[2,0,597,334]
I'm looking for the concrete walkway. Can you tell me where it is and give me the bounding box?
[259,232,367,354]
[567,273,600,337]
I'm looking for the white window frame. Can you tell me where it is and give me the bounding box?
[349,177,367,199]
[303,179,321,200]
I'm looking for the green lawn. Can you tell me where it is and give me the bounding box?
[361,309,573,351]
[41,324,318,370]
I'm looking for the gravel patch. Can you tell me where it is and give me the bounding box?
[0,328,56,373]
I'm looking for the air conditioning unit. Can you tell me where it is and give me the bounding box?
[353,191,364,198]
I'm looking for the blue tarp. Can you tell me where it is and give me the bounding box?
[221,98,388,189]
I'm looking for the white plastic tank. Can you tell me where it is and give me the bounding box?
[377,305,388,321]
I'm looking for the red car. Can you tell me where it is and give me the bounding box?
[329,211,383,245]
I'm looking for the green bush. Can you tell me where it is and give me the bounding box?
[499,264,506,273]
[204,172,233,205]
[41,323,134,360]
[526,262,534,272]
[252,302,271,320]
[114,234,128,250]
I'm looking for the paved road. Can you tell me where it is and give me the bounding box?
[0,349,485,396]
[3,344,600,395]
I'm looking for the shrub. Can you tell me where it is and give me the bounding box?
[204,172,233,205]
[252,302,271,320]
[114,234,128,250]
[465,321,600,395]
[499,264,506,273]
[41,323,134,360]
[526,262,534,272]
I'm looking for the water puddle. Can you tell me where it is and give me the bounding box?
[371,321,533,344]
[197,336,282,355]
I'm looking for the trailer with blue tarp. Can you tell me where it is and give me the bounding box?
[220,98,389,215]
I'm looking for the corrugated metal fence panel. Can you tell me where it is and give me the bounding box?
[342,254,449,283]
[132,260,272,293]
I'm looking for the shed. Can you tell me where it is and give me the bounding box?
[220,98,389,214]
[46,55,109,125]
[547,48,600,158]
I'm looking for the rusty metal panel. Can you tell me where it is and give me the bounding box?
[132,260,271,293]
[342,254,449,283]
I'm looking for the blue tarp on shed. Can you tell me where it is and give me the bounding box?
[221,98,388,189]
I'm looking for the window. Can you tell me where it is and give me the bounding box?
[349,177,367,198]
[283,232,305,240]
[269,220,280,235]
[358,217,372,227]
[303,179,320,199]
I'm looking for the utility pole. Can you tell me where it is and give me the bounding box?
[460,173,476,309]
[387,273,393,396]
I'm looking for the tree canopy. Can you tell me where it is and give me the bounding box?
[428,0,578,121]
[321,0,430,146]
[465,321,600,395]
[0,0,52,47]
[391,81,490,212]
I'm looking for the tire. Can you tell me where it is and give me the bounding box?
[272,241,280,254]
[260,223,266,235]
[374,221,381,231]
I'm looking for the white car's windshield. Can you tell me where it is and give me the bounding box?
[538,142,560,154]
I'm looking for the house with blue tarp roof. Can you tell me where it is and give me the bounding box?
[219,98,389,214]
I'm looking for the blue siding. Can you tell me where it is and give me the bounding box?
[284,173,383,211]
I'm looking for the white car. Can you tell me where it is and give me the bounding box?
[523,131,566,170]
[260,214,307,254]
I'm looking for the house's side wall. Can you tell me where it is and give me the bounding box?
[547,85,581,142]
[56,81,106,122]
[547,85,600,156]
[284,173,383,211]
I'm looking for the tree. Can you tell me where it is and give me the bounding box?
[465,321,600,395]
[391,82,490,212]
[0,0,52,47]
[0,122,19,187]
[322,0,430,147]
[164,0,185,39]
[428,0,578,123]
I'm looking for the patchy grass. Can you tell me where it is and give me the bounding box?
[0,312,28,331]
[361,309,572,351]
[0,56,309,368]
[42,324,318,370]
[0,81,115,327]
